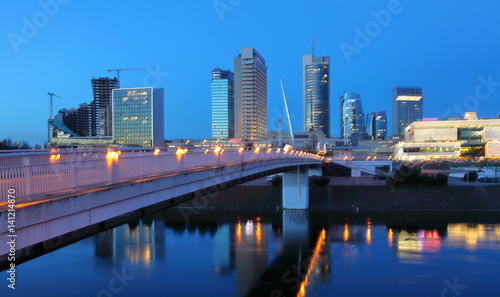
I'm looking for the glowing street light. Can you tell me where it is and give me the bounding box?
[176,147,188,155]
[106,151,119,161]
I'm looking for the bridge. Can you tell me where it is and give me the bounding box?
[0,147,323,268]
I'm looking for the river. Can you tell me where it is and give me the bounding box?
[2,206,500,297]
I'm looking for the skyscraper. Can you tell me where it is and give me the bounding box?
[392,87,423,136]
[112,87,164,147]
[211,69,235,139]
[340,91,365,144]
[302,54,330,136]
[366,111,387,140]
[234,48,268,141]
[91,77,119,136]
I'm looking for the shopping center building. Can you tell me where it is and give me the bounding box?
[394,112,500,160]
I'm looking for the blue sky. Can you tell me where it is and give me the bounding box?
[1,0,500,145]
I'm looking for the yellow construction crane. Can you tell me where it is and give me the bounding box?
[106,66,165,86]
[48,92,62,118]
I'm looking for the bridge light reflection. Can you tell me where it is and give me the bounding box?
[254,147,261,153]
[238,146,244,153]
[236,221,243,244]
[297,229,327,297]
[255,221,262,247]
[153,148,160,156]
[343,223,349,242]
[214,146,222,154]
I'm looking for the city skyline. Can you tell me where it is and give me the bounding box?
[2,1,500,145]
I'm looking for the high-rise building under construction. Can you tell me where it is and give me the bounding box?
[91,77,119,136]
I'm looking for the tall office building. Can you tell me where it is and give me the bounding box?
[91,77,119,136]
[340,91,365,144]
[211,69,235,139]
[234,48,268,141]
[366,111,387,140]
[302,54,330,136]
[112,87,164,147]
[392,87,423,136]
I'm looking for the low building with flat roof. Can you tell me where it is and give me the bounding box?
[394,112,500,160]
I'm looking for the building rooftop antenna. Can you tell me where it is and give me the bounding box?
[312,37,316,57]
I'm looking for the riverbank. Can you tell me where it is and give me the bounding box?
[175,178,500,211]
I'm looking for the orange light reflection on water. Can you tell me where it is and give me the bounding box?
[297,229,327,297]
[366,218,372,245]
[343,224,349,242]
[388,228,394,247]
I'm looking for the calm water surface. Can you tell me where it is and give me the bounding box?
[2,209,500,297]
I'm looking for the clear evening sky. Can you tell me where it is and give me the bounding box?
[1,0,499,145]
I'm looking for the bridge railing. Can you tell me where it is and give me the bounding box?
[0,147,323,200]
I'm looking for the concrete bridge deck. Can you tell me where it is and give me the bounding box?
[0,148,322,269]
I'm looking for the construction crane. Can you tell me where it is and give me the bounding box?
[106,66,165,87]
[48,92,62,118]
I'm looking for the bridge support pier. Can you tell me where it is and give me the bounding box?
[282,166,309,209]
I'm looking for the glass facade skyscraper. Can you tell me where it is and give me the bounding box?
[340,91,365,144]
[112,87,164,147]
[302,54,330,136]
[234,48,268,141]
[366,111,387,140]
[392,87,423,136]
[211,69,234,139]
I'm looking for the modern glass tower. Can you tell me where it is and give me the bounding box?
[340,91,365,144]
[112,87,164,147]
[366,111,387,140]
[234,48,268,141]
[211,69,235,139]
[302,54,330,136]
[392,87,423,136]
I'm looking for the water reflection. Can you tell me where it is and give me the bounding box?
[94,218,166,267]
[88,210,500,297]
[235,219,269,296]
[447,224,500,250]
